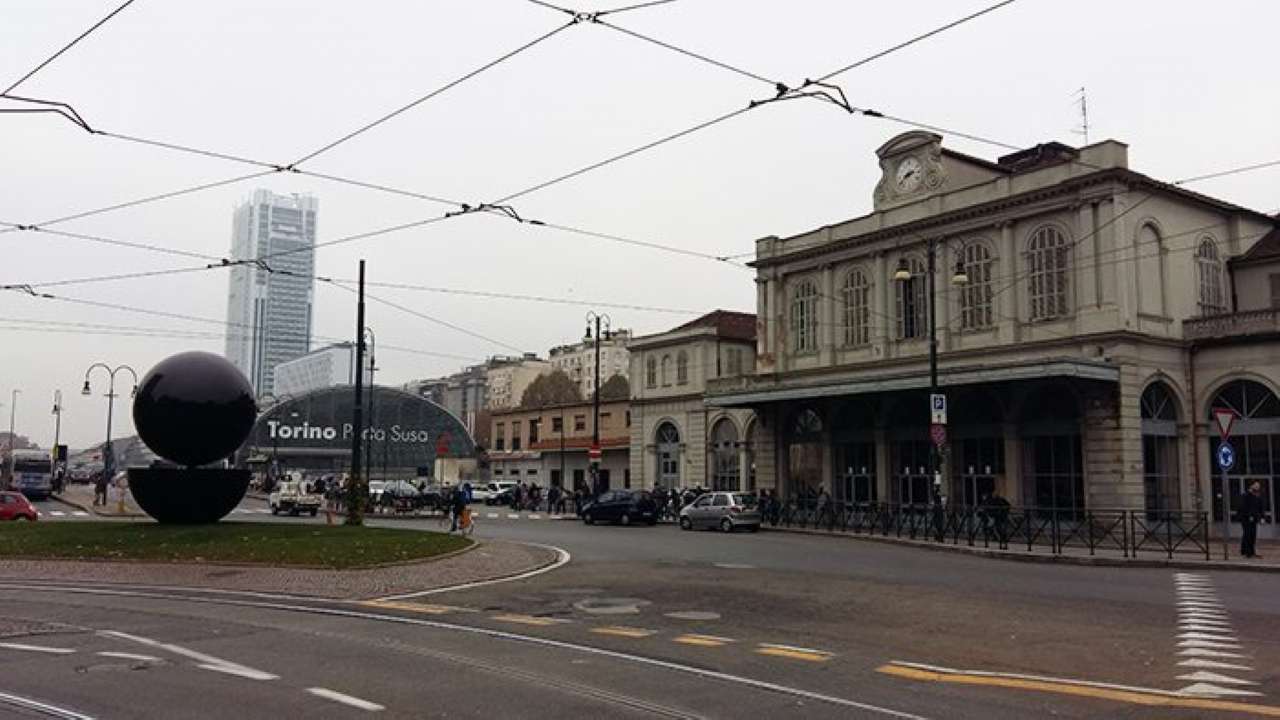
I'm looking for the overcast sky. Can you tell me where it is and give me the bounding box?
[3,0,1279,450]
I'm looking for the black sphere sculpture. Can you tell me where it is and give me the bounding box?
[128,351,256,523]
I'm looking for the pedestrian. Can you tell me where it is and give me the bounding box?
[985,490,1011,545]
[93,471,108,506]
[1240,481,1265,559]
[450,485,467,532]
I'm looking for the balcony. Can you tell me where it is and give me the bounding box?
[1184,309,1280,342]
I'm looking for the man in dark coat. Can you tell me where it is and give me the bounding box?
[1240,481,1266,559]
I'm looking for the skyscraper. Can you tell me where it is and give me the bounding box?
[224,190,318,398]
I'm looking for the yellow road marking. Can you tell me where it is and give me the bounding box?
[673,634,734,648]
[359,600,473,615]
[755,644,834,662]
[591,626,657,639]
[491,613,568,627]
[877,664,1280,717]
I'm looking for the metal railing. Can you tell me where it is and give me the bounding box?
[768,498,1210,560]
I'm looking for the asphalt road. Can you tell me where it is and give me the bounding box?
[0,499,1275,718]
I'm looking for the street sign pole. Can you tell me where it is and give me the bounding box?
[1212,408,1237,561]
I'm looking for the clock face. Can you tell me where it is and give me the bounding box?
[895,156,923,193]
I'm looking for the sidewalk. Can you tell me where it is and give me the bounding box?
[0,539,559,600]
[766,524,1280,573]
[52,482,146,518]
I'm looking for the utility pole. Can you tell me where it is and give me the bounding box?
[346,259,367,526]
[585,311,611,496]
[363,327,376,486]
[51,390,62,485]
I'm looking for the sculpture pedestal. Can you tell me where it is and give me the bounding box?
[128,468,251,524]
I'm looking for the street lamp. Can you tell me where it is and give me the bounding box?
[584,311,612,496]
[5,389,18,481]
[894,239,968,508]
[82,364,139,485]
[51,390,63,488]
[362,327,377,485]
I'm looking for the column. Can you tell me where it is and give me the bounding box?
[999,222,1019,341]
[1075,203,1099,310]
[1002,422,1021,504]
[738,445,750,492]
[755,278,770,372]
[874,426,890,504]
[1107,197,1139,329]
[820,263,836,364]
[873,252,889,357]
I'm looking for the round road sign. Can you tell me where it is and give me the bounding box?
[1217,442,1235,471]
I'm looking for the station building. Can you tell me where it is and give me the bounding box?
[706,131,1280,537]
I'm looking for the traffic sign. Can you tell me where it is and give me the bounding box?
[1212,408,1237,439]
[1217,442,1235,471]
[930,423,947,448]
[930,394,948,425]
[588,445,602,462]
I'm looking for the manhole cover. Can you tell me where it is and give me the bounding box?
[573,597,652,615]
[664,611,721,621]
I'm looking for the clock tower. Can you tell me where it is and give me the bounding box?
[872,131,947,210]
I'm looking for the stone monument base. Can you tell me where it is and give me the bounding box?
[128,468,251,524]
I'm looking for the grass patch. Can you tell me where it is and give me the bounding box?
[0,522,471,569]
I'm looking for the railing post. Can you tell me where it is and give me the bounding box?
[1125,510,1133,559]
[1202,511,1210,561]
[1166,511,1174,560]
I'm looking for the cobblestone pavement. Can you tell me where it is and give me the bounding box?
[0,539,556,600]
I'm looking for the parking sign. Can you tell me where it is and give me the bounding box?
[930,394,947,425]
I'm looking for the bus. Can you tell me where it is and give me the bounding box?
[7,449,53,500]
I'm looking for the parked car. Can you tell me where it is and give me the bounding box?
[679,492,760,532]
[69,464,96,484]
[0,491,38,521]
[269,481,321,516]
[367,481,387,504]
[580,490,658,526]
[482,481,518,506]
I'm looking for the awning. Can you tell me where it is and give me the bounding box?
[707,357,1119,407]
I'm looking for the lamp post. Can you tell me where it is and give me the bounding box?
[5,389,19,481]
[894,239,968,509]
[362,327,377,485]
[82,364,139,484]
[584,311,612,496]
[51,390,63,488]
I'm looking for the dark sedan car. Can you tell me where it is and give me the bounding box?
[580,490,657,526]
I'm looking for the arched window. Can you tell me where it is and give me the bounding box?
[1208,379,1280,526]
[645,356,657,389]
[1196,238,1226,315]
[1027,226,1070,320]
[786,408,824,498]
[1141,382,1180,514]
[842,267,871,346]
[656,422,681,487]
[790,278,819,352]
[959,242,994,330]
[894,255,926,340]
[676,351,689,385]
[1137,224,1166,316]
[710,419,740,491]
[660,355,672,386]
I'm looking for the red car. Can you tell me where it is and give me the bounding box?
[0,491,38,521]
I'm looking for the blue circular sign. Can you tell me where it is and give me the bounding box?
[1217,442,1235,471]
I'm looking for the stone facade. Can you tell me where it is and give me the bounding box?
[488,399,630,492]
[707,131,1280,536]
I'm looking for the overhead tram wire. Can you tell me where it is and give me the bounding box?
[3,0,140,95]
[287,19,579,167]
[325,280,528,355]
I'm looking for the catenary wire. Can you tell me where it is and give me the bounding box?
[3,0,140,95]
[288,20,577,167]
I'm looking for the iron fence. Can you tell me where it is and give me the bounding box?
[769,498,1210,560]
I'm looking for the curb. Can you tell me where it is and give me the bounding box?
[49,492,146,519]
[765,525,1280,573]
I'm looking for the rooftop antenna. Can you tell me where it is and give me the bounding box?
[1071,86,1090,145]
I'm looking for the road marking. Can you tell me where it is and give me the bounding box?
[96,651,161,662]
[360,600,474,615]
[1179,683,1263,698]
[879,662,1280,717]
[0,642,76,654]
[99,630,278,680]
[528,514,542,520]
[1179,639,1243,650]
[755,643,834,662]
[373,544,571,601]
[1179,658,1254,671]
[3,583,925,720]
[0,690,96,720]
[673,634,734,647]
[1178,647,1249,659]
[49,510,66,517]
[486,513,498,518]
[491,613,570,627]
[1179,631,1239,641]
[507,514,520,519]
[591,626,657,639]
[72,511,89,517]
[307,688,384,712]
[1178,671,1258,686]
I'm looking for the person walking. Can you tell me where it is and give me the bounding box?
[450,485,467,532]
[93,471,108,507]
[1240,481,1266,559]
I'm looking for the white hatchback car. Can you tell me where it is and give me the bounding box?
[679,492,761,532]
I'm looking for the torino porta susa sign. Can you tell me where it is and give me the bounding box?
[241,385,477,471]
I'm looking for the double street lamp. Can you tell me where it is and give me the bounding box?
[82,364,139,483]
[893,238,968,505]
[584,311,612,496]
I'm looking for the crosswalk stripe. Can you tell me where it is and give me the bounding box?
[49,511,66,517]
[72,511,89,516]
[491,614,569,627]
